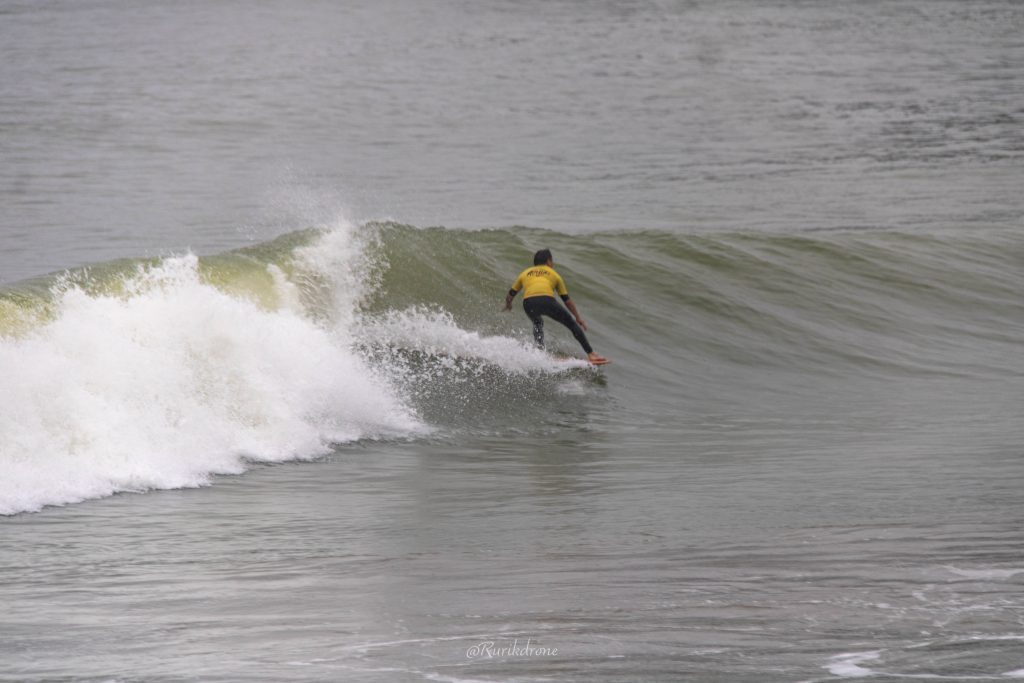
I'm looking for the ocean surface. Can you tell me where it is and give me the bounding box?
[1,1,1022,681]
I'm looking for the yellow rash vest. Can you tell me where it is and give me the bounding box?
[510,265,569,300]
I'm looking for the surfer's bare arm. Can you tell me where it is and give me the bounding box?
[562,297,587,331]
[503,289,518,311]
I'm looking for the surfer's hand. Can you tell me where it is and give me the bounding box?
[576,317,587,331]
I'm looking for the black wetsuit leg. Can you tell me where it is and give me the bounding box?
[522,296,593,354]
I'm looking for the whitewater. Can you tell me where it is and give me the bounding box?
[0,222,401,513]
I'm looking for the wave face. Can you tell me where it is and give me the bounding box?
[1,222,1021,513]
[366,223,1022,379]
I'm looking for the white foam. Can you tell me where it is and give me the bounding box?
[0,222,422,515]
[826,651,882,678]
[362,306,591,373]
[945,566,1024,580]
[291,221,382,332]
[1004,669,1024,678]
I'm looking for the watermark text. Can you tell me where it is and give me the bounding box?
[466,638,558,659]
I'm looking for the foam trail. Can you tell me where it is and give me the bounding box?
[945,567,1024,580]
[0,225,421,515]
[826,651,882,678]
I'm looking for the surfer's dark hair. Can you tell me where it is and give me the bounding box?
[533,248,553,265]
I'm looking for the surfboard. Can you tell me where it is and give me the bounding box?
[552,354,610,366]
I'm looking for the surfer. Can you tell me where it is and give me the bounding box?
[504,249,609,365]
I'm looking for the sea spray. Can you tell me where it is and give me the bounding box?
[355,305,602,428]
[361,306,590,373]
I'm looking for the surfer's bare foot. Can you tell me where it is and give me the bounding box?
[587,352,609,365]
